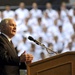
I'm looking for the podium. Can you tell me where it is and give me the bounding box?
[27,52,75,75]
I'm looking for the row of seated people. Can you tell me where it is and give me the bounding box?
[0,2,75,22]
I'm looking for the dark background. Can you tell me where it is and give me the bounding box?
[0,0,69,6]
[0,0,70,11]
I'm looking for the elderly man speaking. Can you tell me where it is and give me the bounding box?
[0,18,33,75]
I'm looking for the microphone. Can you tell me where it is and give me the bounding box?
[28,36,58,54]
[28,36,40,45]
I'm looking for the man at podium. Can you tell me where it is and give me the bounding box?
[0,18,33,75]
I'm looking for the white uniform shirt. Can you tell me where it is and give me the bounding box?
[27,47,41,62]
[45,9,59,20]
[30,9,42,18]
[68,8,74,17]
[52,40,64,52]
[63,21,74,37]
[41,17,54,27]
[28,17,38,26]
[60,9,69,21]
[16,23,28,35]
[15,8,29,20]
[3,10,15,18]
[17,41,30,56]
[62,47,75,53]
[48,25,59,36]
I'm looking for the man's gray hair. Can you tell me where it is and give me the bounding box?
[0,18,13,31]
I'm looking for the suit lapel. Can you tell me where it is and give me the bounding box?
[0,34,17,57]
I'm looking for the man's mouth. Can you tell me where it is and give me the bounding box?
[12,30,16,32]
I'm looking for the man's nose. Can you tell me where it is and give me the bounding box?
[13,26,16,30]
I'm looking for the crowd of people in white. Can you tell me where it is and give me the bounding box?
[0,2,75,62]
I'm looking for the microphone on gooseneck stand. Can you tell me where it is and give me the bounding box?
[28,36,40,45]
[28,36,59,54]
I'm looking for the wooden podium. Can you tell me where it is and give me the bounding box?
[27,52,75,75]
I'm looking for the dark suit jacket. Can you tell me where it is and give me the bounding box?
[0,34,26,75]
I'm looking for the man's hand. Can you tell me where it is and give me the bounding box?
[20,51,33,63]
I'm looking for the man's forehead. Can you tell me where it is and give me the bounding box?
[6,19,15,24]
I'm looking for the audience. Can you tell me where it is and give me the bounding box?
[0,2,75,62]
